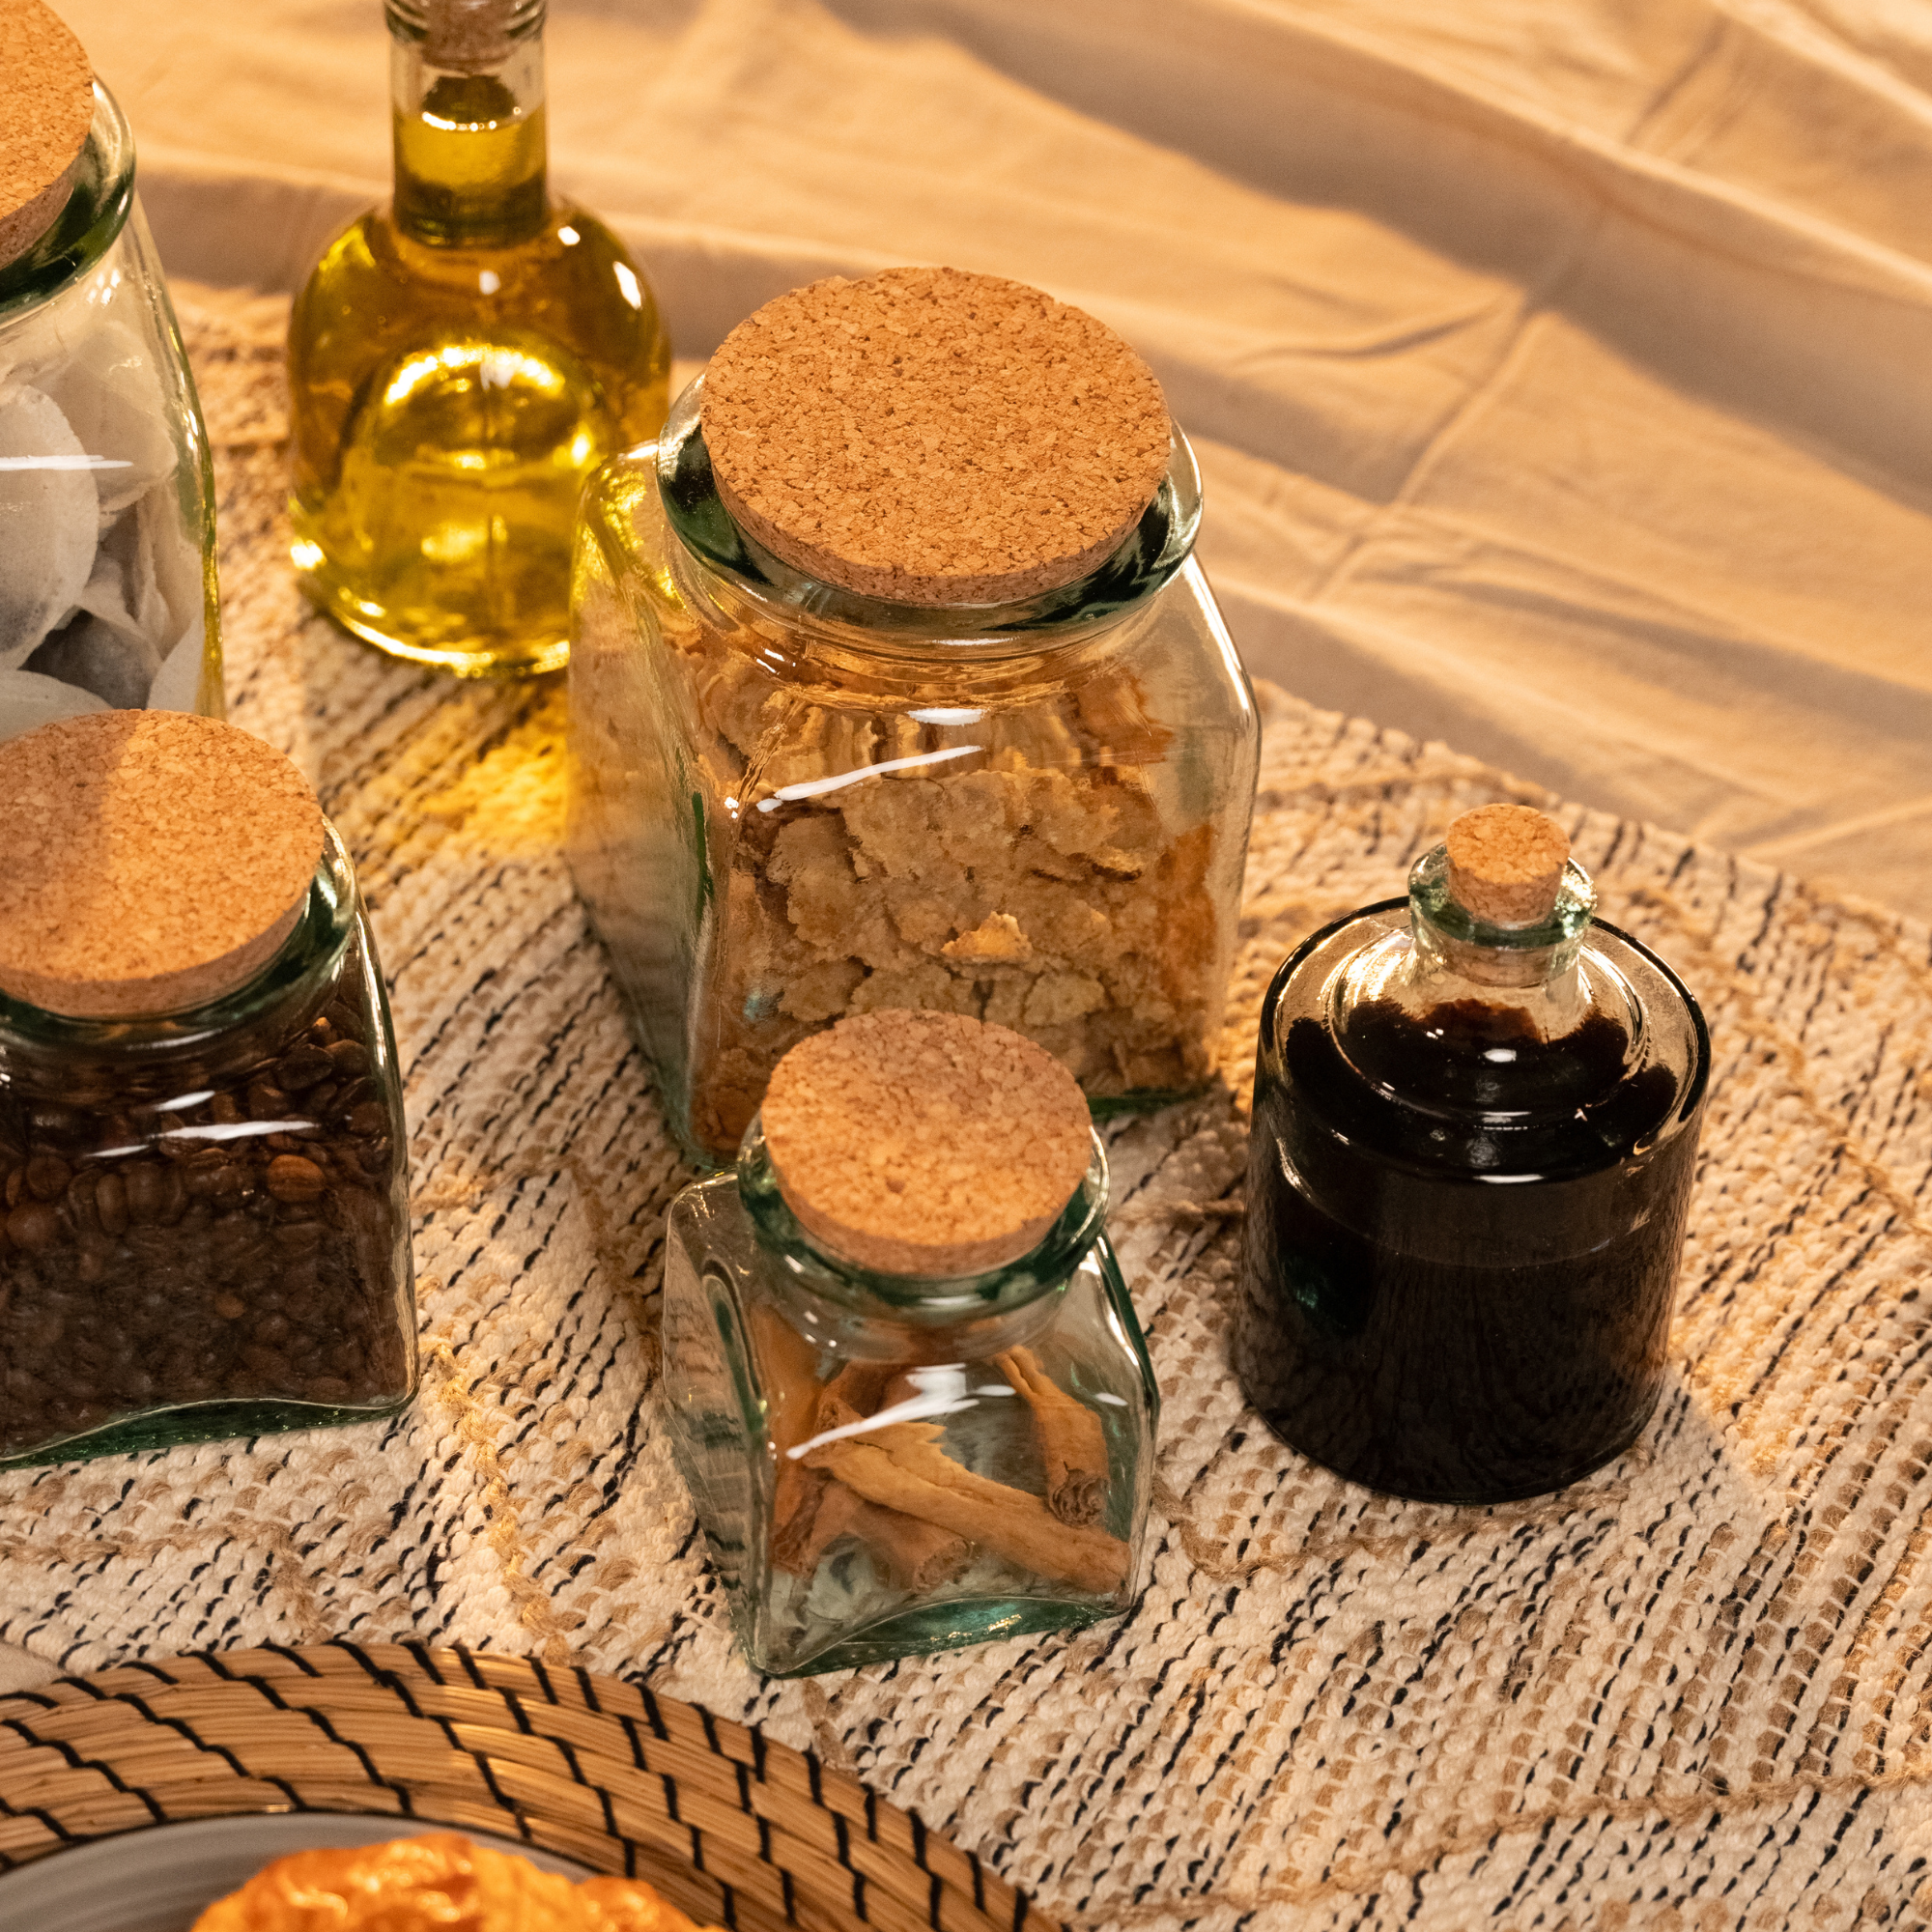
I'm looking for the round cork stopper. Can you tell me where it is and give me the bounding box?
[0,712,327,1019]
[0,0,95,272]
[702,267,1173,607]
[424,0,515,73]
[760,1010,1094,1278]
[1445,805,1571,927]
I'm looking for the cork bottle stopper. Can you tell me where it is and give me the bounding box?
[1445,805,1571,927]
[0,712,327,1019]
[0,0,95,272]
[424,0,516,72]
[760,1010,1094,1278]
[702,267,1173,608]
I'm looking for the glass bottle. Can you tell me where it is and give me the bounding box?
[569,277,1260,1171]
[1,79,223,742]
[0,718,416,1467]
[661,1011,1158,1676]
[1234,808,1710,1503]
[287,0,671,677]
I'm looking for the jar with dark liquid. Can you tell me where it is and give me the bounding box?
[1234,807,1709,1502]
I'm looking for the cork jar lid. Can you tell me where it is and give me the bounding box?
[0,0,94,273]
[702,267,1173,608]
[760,1010,1095,1278]
[0,711,327,1019]
[1446,805,1571,927]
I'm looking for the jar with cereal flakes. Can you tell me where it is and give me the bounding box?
[569,268,1260,1168]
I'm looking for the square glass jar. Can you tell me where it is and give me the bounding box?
[568,378,1261,1168]
[663,1121,1157,1676]
[0,825,416,1466]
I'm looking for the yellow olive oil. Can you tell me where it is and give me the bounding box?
[288,24,668,677]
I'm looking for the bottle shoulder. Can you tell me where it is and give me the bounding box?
[289,200,669,388]
[1259,910,1704,1180]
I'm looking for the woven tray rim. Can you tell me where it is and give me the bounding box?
[0,1640,1062,1932]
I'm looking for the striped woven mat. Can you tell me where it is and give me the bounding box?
[2,300,1930,1930]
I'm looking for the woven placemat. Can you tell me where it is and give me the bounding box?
[0,1640,1049,1930]
[0,300,1930,1929]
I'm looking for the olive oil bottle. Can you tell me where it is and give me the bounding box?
[288,0,670,676]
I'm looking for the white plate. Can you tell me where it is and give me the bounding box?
[0,1811,596,1932]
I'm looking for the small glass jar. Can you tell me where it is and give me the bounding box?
[661,1014,1158,1676]
[0,728,415,1468]
[0,82,223,741]
[571,368,1260,1170]
[1235,810,1710,1503]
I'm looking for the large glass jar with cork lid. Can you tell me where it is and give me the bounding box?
[0,0,224,744]
[569,266,1262,1169]
[0,711,416,1467]
[662,1009,1158,1676]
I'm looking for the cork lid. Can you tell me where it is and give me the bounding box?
[1446,805,1571,927]
[0,0,95,272]
[702,267,1173,607]
[760,1010,1094,1277]
[424,0,516,73]
[0,711,327,1019]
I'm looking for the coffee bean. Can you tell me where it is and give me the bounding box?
[276,1044,332,1091]
[8,1202,60,1252]
[267,1155,328,1205]
[0,974,411,1460]
[327,1039,371,1079]
[24,1154,71,1202]
[94,1171,129,1236]
[247,1078,290,1120]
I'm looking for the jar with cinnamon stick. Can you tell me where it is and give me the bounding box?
[661,1009,1157,1675]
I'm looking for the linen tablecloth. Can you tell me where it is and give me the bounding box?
[1,304,1930,1928]
[46,0,1932,917]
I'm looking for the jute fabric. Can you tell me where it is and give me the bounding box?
[2,303,1931,1929]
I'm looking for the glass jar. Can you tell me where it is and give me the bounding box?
[0,824,416,1468]
[286,0,671,677]
[0,82,222,741]
[661,1013,1158,1676]
[569,375,1261,1170]
[1234,810,1710,1503]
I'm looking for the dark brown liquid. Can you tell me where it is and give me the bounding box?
[1236,995,1701,1502]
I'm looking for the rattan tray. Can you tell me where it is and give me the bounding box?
[0,1641,1058,1931]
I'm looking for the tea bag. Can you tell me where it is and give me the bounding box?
[34,320,178,521]
[0,384,98,669]
[0,666,108,739]
[146,613,207,713]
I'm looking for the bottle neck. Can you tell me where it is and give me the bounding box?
[1331,842,1602,1042]
[386,0,548,247]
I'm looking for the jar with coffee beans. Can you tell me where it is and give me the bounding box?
[0,710,416,1465]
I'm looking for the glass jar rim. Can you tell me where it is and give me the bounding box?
[735,1116,1112,1323]
[0,82,134,327]
[654,372,1203,651]
[384,0,547,43]
[0,822,359,1066]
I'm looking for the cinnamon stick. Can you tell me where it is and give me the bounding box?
[803,1421,1128,1594]
[753,1306,825,1577]
[771,1362,929,1579]
[996,1346,1111,1527]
